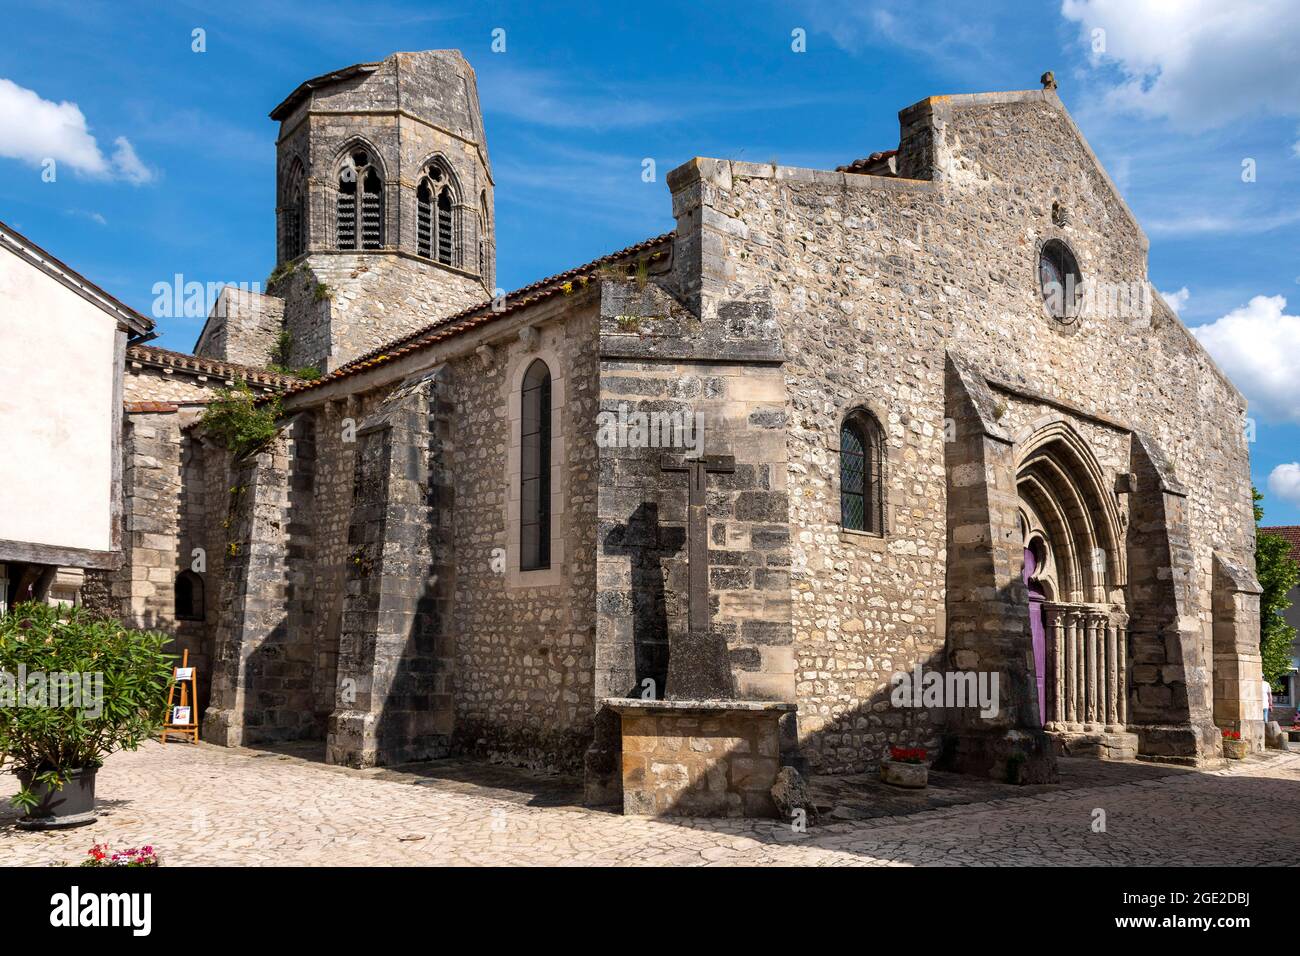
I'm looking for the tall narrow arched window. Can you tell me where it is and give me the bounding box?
[520,359,552,571]
[337,148,383,250]
[174,570,205,622]
[283,160,305,260]
[477,210,486,277]
[840,410,885,534]
[478,190,489,277]
[416,162,455,265]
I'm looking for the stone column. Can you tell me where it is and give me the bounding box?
[1116,615,1129,728]
[1105,617,1120,731]
[1086,613,1097,733]
[1070,609,1084,729]
[1047,605,1065,730]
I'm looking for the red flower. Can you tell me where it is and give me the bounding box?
[889,746,927,764]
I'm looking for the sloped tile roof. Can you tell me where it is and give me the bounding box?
[127,344,300,389]
[275,232,674,400]
[1262,526,1300,563]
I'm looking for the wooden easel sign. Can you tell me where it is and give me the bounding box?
[161,650,200,744]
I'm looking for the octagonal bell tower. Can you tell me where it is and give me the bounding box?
[269,50,495,372]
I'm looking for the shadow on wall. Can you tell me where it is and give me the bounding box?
[603,502,685,699]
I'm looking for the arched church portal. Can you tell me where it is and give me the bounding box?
[1015,422,1132,749]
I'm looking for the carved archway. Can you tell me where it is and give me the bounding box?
[1015,420,1130,742]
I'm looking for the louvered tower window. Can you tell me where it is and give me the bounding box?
[840,410,885,535]
[283,164,305,261]
[417,180,434,258]
[416,164,455,265]
[337,149,383,250]
[478,191,488,277]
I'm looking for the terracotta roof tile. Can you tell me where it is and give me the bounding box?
[836,150,899,175]
[274,232,674,401]
[1262,526,1300,563]
[127,344,299,389]
[124,401,180,414]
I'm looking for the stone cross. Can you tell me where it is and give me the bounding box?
[660,454,735,699]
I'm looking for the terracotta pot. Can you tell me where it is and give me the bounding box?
[15,767,97,828]
[1222,738,1249,760]
[880,759,928,788]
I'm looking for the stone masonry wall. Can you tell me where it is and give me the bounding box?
[327,371,455,767]
[671,90,1256,771]
[202,418,320,746]
[193,287,285,368]
[84,411,184,632]
[446,305,601,771]
[271,253,486,373]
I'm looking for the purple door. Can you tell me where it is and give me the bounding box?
[1024,546,1047,726]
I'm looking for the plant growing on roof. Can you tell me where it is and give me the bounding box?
[200,382,282,459]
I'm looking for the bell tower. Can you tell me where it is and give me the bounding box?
[268,50,495,372]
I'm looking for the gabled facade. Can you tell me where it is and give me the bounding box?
[95,58,1265,814]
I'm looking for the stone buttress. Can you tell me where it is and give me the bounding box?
[327,369,456,767]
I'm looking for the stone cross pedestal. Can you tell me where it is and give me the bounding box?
[660,454,735,700]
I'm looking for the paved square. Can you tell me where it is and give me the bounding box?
[2,743,1296,866]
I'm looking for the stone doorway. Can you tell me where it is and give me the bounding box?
[1016,421,1136,760]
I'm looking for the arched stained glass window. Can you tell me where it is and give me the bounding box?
[520,359,552,571]
[840,410,885,534]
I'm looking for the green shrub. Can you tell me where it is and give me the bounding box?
[0,603,173,811]
[266,363,321,380]
[272,328,293,367]
[200,382,282,458]
[266,260,297,287]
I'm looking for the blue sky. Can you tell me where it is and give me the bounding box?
[2,0,1298,522]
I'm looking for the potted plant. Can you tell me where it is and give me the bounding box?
[880,746,929,788]
[0,602,173,828]
[1222,729,1249,760]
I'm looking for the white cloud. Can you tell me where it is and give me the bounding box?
[109,136,151,184]
[0,77,153,183]
[1268,462,1300,508]
[1160,287,1190,313]
[1145,207,1300,237]
[1192,295,1300,423]
[1061,0,1300,129]
[65,209,107,226]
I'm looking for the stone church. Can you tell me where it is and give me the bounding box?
[87,50,1265,815]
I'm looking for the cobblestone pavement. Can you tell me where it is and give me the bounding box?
[1,742,1296,866]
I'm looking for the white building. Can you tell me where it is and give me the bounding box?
[0,220,154,610]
